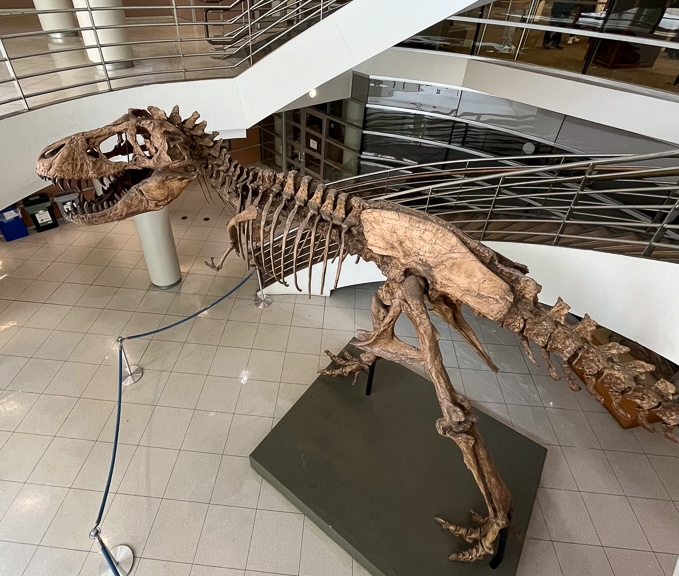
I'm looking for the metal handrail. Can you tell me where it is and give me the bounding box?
[2,0,679,118]
[0,0,347,117]
[322,150,679,261]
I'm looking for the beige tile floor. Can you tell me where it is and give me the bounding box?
[0,185,678,576]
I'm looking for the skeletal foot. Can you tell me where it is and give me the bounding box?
[435,510,501,562]
[320,350,372,385]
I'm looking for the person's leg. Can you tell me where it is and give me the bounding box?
[501,8,524,49]
[551,30,563,47]
[548,10,569,48]
[543,29,552,47]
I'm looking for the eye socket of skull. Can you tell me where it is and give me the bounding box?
[42,142,65,159]
[135,128,154,159]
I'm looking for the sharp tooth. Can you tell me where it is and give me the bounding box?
[77,205,84,215]
[84,203,91,214]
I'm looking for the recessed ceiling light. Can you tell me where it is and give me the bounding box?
[308,89,317,99]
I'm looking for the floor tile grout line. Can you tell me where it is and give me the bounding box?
[4,213,679,574]
[36,440,100,550]
[297,515,308,575]
[603,449,671,501]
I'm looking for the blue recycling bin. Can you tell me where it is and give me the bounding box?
[0,206,29,242]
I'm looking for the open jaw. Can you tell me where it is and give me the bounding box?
[37,167,191,224]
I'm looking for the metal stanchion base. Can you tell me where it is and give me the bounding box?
[97,545,134,576]
[254,292,272,309]
[122,366,143,387]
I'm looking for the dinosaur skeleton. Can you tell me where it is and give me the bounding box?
[36,106,679,563]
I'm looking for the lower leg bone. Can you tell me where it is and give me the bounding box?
[399,276,512,562]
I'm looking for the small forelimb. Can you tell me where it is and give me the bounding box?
[206,205,258,271]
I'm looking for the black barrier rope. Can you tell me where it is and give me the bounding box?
[90,272,254,575]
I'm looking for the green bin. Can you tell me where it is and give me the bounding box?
[23,193,59,232]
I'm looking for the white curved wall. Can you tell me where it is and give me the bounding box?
[484,242,679,366]
[271,243,679,366]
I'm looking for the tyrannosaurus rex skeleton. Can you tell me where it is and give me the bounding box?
[36,106,679,562]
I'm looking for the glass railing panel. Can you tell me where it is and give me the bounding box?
[397,0,679,96]
[585,37,679,90]
[399,19,477,55]
[368,79,463,115]
[471,22,594,74]
[456,90,564,141]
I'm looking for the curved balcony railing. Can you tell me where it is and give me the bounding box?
[0,0,348,118]
[342,150,679,261]
[259,150,679,287]
[2,0,679,120]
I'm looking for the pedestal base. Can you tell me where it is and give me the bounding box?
[251,344,546,576]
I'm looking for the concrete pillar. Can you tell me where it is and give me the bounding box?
[133,208,182,289]
[72,0,133,70]
[33,0,78,40]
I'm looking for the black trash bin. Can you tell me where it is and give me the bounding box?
[23,193,59,232]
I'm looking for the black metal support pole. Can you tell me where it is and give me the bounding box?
[489,516,511,569]
[365,361,377,396]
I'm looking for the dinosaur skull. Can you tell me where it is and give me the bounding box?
[35,106,199,224]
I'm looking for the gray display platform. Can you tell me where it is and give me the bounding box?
[250,345,546,576]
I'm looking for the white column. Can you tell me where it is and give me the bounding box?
[33,0,78,39]
[133,208,182,289]
[72,0,133,70]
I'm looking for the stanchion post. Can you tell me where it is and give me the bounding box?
[90,526,134,576]
[254,267,272,309]
[117,337,143,386]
